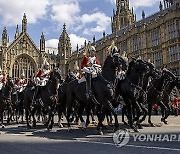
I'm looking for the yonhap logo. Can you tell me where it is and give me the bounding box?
[113,130,130,147]
[113,130,180,147]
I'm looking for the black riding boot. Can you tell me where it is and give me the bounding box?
[33,86,40,104]
[86,73,93,99]
[16,91,19,104]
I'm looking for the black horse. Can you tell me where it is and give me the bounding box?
[11,89,25,123]
[0,77,14,127]
[161,76,180,123]
[57,72,76,128]
[141,68,176,126]
[127,61,161,128]
[24,64,63,130]
[116,58,149,132]
[64,53,127,133]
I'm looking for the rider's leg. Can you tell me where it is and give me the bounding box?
[16,91,19,103]
[33,86,40,103]
[85,73,93,99]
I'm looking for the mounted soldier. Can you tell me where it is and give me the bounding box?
[14,72,27,103]
[107,41,128,81]
[80,42,101,99]
[73,61,81,79]
[0,67,6,91]
[33,59,51,104]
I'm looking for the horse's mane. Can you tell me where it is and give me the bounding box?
[102,55,112,69]
[126,60,135,76]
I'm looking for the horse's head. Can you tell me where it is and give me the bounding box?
[6,77,14,88]
[161,68,176,82]
[174,77,180,91]
[65,72,76,83]
[129,58,149,74]
[112,53,128,71]
[146,61,161,79]
[51,63,64,84]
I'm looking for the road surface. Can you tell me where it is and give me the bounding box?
[0,115,180,154]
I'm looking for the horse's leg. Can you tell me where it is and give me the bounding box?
[66,107,72,131]
[77,103,86,129]
[0,107,5,128]
[122,106,128,125]
[148,103,155,127]
[91,108,96,124]
[57,108,64,128]
[103,99,119,131]
[85,102,92,127]
[47,107,54,130]
[125,100,139,132]
[31,107,37,128]
[97,106,105,135]
[25,108,31,129]
[135,103,145,129]
[159,101,168,124]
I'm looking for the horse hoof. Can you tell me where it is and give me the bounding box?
[131,125,139,133]
[123,122,128,125]
[137,124,143,129]
[81,122,86,129]
[164,121,168,125]
[150,123,156,127]
[58,122,64,128]
[68,127,72,132]
[97,130,103,135]
[86,121,90,127]
[27,125,31,129]
[134,127,140,133]
[92,120,97,125]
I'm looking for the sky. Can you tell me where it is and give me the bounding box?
[0,0,163,51]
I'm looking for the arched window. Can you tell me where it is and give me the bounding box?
[12,56,35,79]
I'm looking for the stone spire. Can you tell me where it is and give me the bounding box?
[14,25,19,39]
[40,32,45,52]
[142,10,145,19]
[159,1,163,11]
[112,0,135,33]
[22,13,27,33]
[93,35,96,43]
[58,23,71,58]
[2,27,7,47]
[103,31,106,38]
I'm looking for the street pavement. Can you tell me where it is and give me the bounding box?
[0,115,180,154]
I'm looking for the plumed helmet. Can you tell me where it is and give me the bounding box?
[108,40,115,54]
[74,61,79,71]
[121,51,128,63]
[112,46,118,55]
[90,46,96,52]
[21,71,25,77]
[43,59,50,66]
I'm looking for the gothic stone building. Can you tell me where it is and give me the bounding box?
[0,14,70,79]
[69,0,180,76]
[0,0,180,79]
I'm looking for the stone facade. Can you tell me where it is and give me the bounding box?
[68,0,180,76]
[0,0,179,79]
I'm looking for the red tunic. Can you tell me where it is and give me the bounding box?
[14,79,20,85]
[173,98,179,107]
[36,70,43,79]
[81,56,101,69]
[1,76,6,83]
[14,78,27,85]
